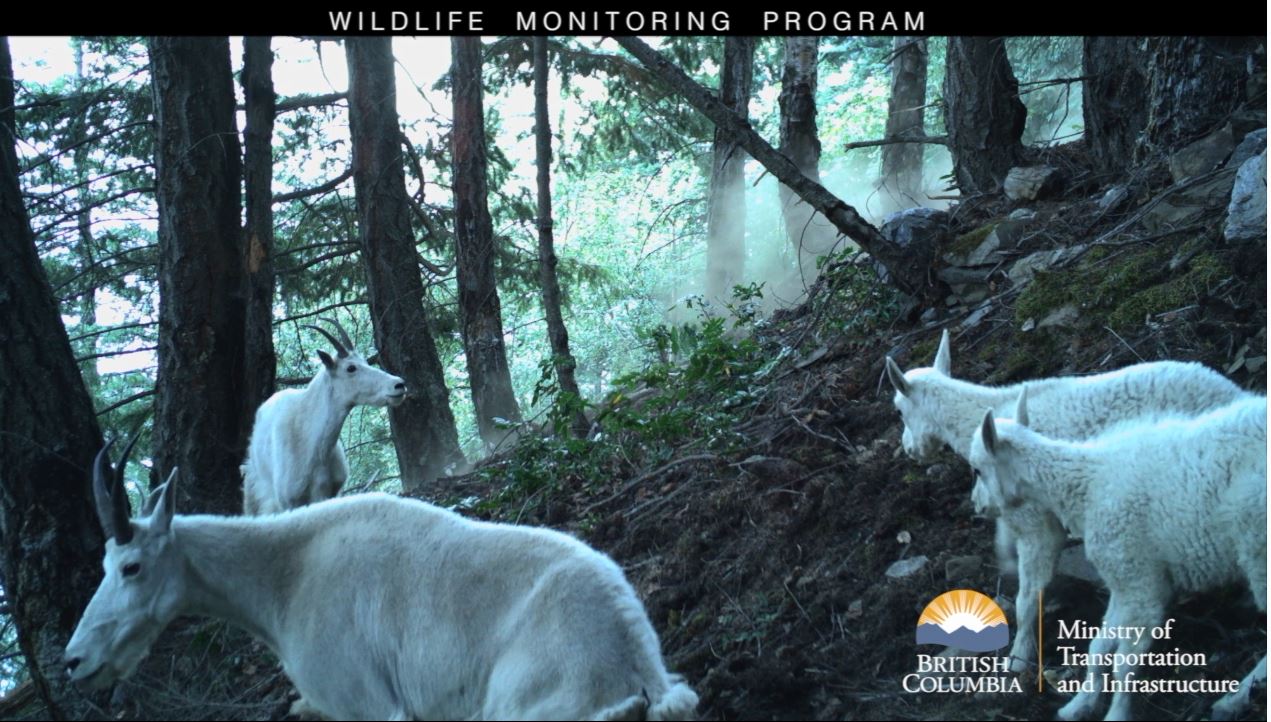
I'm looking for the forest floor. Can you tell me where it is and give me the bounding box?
[6,146,1265,721]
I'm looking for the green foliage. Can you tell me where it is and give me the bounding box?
[473,286,774,517]
[810,250,902,339]
[0,615,26,695]
[1006,37,1085,145]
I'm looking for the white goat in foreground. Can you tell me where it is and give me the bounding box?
[885,330,1248,672]
[970,391,1267,722]
[65,441,700,720]
[242,318,406,515]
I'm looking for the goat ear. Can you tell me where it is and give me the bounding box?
[141,486,163,516]
[885,357,912,397]
[149,468,178,534]
[317,350,337,371]
[1015,386,1030,427]
[933,329,952,376]
[980,409,998,456]
[366,353,380,367]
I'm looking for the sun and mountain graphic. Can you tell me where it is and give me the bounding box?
[915,589,1010,652]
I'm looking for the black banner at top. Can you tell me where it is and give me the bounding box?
[4,5,1265,36]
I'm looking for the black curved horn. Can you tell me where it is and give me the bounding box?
[318,317,354,355]
[92,434,137,545]
[112,432,139,544]
[302,324,347,357]
[92,440,119,540]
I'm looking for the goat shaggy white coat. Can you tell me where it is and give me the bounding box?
[970,393,1267,721]
[886,331,1248,672]
[241,321,406,515]
[64,446,698,720]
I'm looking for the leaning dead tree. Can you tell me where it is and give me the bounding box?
[612,36,942,302]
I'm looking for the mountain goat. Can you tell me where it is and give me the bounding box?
[64,441,700,720]
[970,391,1266,721]
[885,330,1248,672]
[241,318,406,515]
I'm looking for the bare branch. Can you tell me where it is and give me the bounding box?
[275,91,347,113]
[273,168,353,204]
[844,135,948,151]
[96,389,156,416]
[77,345,157,363]
[69,321,156,343]
[273,299,368,326]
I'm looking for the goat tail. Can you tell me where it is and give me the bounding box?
[647,677,699,721]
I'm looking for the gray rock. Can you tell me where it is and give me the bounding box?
[1169,123,1235,182]
[959,303,993,330]
[945,555,982,582]
[1230,128,1267,168]
[885,555,929,579]
[1004,166,1063,201]
[1225,150,1267,243]
[1007,245,1088,287]
[1008,208,1038,222]
[1141,173,1235,232]
[937,266,992,286]
[1037,304,1081,329]
[1098,185,1130,213]
[877,208,950,284]
[943,221,1026,267]
[950,285,988,305]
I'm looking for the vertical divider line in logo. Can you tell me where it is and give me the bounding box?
[1037,588,1044,693]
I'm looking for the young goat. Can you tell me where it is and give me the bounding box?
[65,441,699,720]
[885,330,1248,672]
[241,319,406,515]
[970,391,1266,722]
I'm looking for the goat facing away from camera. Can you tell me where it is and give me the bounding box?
[885,329,1248,673]
[241,318,406,515]
[970,391,1266,722]
[64,441,700,721]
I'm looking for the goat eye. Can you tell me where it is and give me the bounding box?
[346,365,357,374]
[122,562,141,577]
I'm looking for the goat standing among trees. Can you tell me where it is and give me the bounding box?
[885,329,1249,673]
[64,441,700,720]
[970,391,1266,722]
[241,319,406,515]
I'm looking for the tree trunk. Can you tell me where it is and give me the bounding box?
[705,36,753,302]
[613,36,942,303]
[1140,37,1252,157]
[533,36,588,438]
[346,37,465,487]
[1082,37,1148,175]
[149,37,249,515]
[777,36,838,282]
[450,36,522,449]
[241,36,277,436]
[880,37,927,212]
[943,37,1026,194]
[0,36,106,719]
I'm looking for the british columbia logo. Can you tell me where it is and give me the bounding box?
[915,589,1010,652]
[904,589,1021,694]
